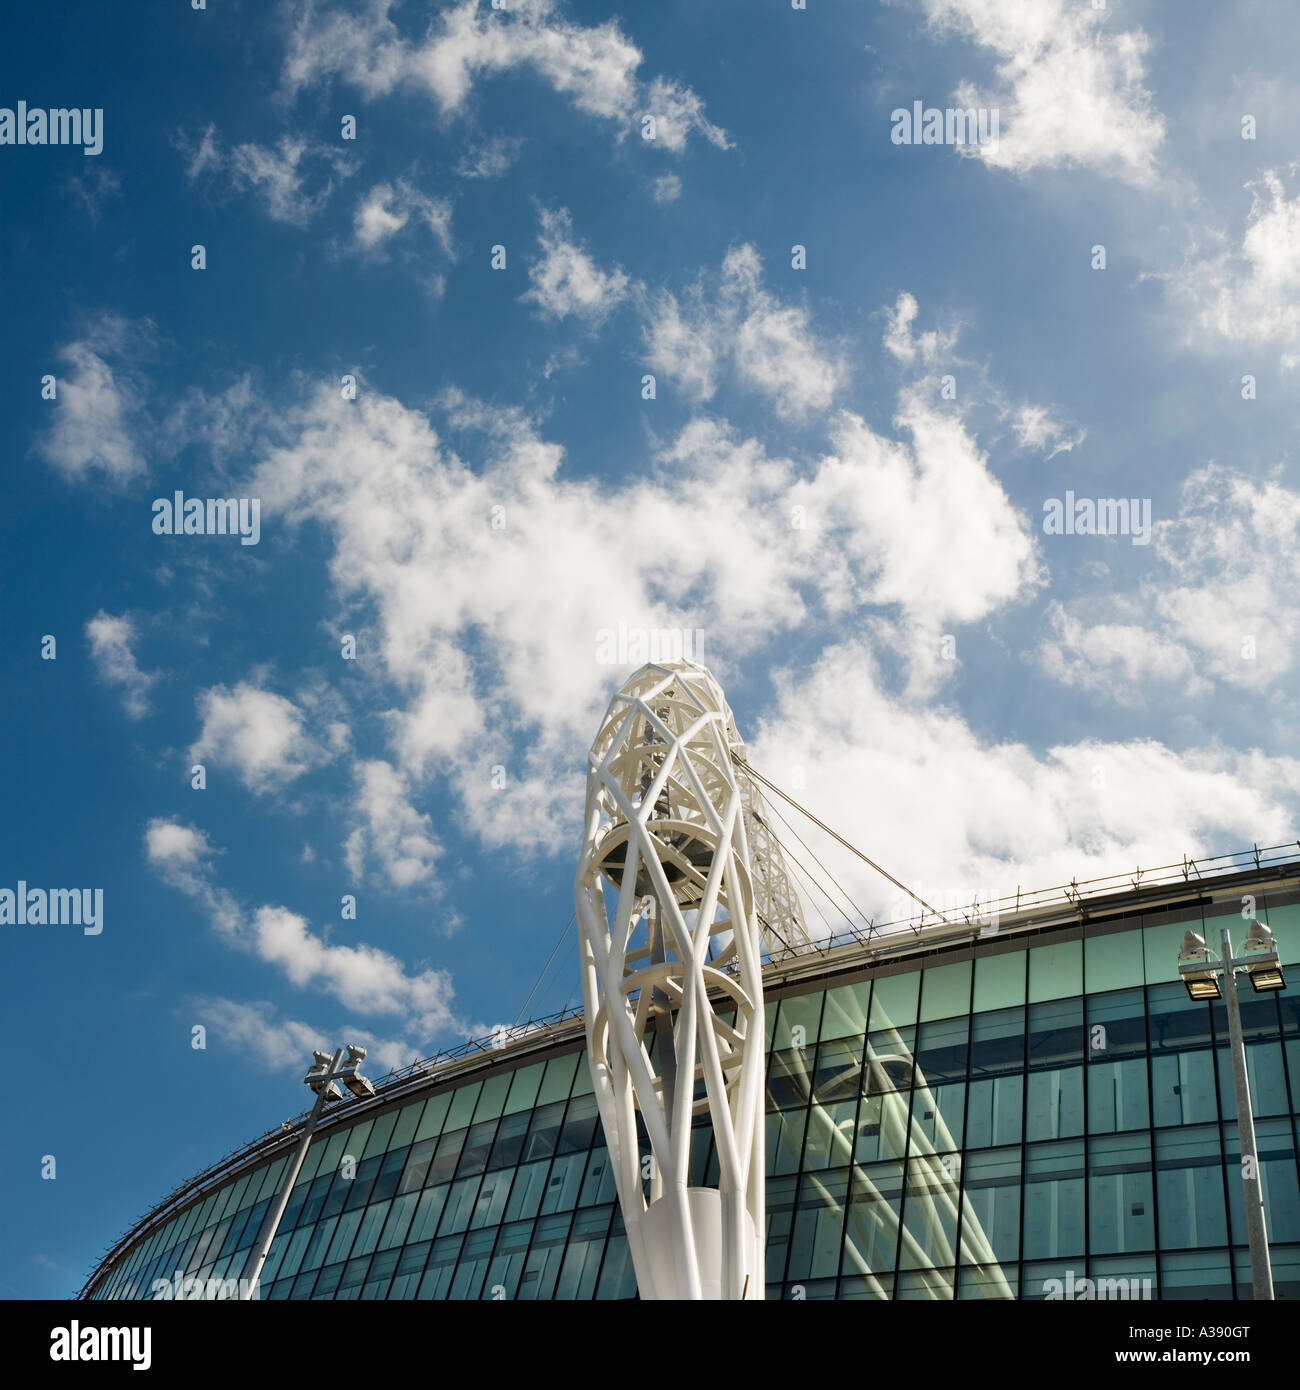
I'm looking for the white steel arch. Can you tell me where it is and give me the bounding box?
[575,661,766,1299]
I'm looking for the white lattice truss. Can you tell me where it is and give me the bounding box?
[575,661,767,1299]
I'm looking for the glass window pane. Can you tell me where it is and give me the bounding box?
[965,1075,1022,1149]
[1087,987,1147,1058]
[869,973,919,1031]
[1151,1050,1218,1126]
[819,980,870,1041]
[973,951,1025,1013]
[361,1112,398,1160]
[1089,1133,1153,1253]
[1028,940,1081,1003]
[774,992,824,1050]
[1026,1067,1084,1141]
[1087,1057,1149,1134]
[387,1101,422,1152]
[487,1111,531,1171]
[1028,999,1083,1069]
[414,1092,451,1142]
[787,1169,848,1281]
[537,1052,579,1105]
[970,1007,1025,1076]
[960,1147,1021,1265]
[503,1062,545,1115]
[1155,1127,1226,1249]
[1085,930,1145,993]
[919,961,971,1022]
[843,1161,902,1274]
[471,1072,512,1123]
[444,1083,481,1132]
[1022,1142,1084,1259]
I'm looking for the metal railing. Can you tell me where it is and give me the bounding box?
[760,841,1300,966]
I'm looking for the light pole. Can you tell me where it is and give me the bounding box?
[1178,921,1287,1301]
[239,1044,376,1299]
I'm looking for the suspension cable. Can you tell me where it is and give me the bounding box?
[738,758,952,925]
[513,912,576,1028]
[760,794,874,935]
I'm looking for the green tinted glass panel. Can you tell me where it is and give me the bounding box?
[362,1112,398,1159]
[445,1082,482,1131]
[774,992,824,1049]
[503,1062,546,1115]
[1262,902,1300,965]
[388,1101,423,1152]
[869,972,920,1030]
[1028,941,1081,1003]
[414,1092,451,1141]
[973,951,1025,1012]
[920,961,971,1021]
[472,1073,512,1123]
[1085,930,1144,993]
[819,981,870,1040]
[537,1052,579,1105]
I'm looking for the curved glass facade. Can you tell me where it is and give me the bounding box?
[85,893,1300,1301]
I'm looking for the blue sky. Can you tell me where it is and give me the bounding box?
[3,0,1299,1297]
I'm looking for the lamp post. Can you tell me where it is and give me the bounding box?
[1177,921,1287,1301]
[239,1044,376,1299]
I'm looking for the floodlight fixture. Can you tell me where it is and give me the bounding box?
[1243,920,1286,993]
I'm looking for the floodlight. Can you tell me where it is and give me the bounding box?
[1242,919,1286,992]
[1178,931,1221,1000]
[342,1072,377,1100]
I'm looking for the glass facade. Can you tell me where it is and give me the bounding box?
[86,895,1300,1301]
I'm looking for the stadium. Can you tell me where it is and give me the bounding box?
[79,853,1300,1301]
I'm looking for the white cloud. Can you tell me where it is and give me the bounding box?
[197,998,416,1074]
[521,207,629,325]
[86,612,156,719]
[882,291,960,366]
[651,173,682,206]
[1171,169,1300,368]
[1036,464,1300,699]
[282,0,727,153]
[644,75,730,152]
[797,393,1041,633]
[345,759,443,892]
[251,903,456,1028]
[146,819,464,1038]
[643,244,845,420]
[455,135,519,180]
[1038,604,1206,704]
[64,165,121,223]
[916,0,1166,185]
[37,314,150,483]
[190,682,332,794]
[751,639,1300,924]
[248,306,1040,846]
[1011,402,1086,459]
[145,817,214,877]
[180,125,354,226]
[354,179,453,256]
